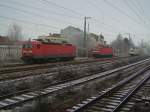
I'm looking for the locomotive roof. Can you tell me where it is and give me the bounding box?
[23,40,41,44]
[38,35,66,40]
[37,36,68,44]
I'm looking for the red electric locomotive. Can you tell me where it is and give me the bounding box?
[21,36,76,63]
[92,44,113,58]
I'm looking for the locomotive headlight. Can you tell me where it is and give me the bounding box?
[23,50,32,54]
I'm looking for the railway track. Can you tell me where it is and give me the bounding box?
[0,62,23,68]
[0,60,113,81]
[0,56,143,74]
[0,60,141,100]
[0,58,120,99]
[67,63,150,112]
[0,58,116,74]
[128,78,150,112]
[0,61,113,98]
[0,56,146,82]
[0,58,149,110]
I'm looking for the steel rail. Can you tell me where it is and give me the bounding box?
[112,71,150,112]
[0,61,141,101]
[0,58,149,110]
[0,58,115,74]
[0,56,142,74]
[67,64,150,112]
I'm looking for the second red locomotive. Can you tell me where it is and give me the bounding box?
[92,44,113,58]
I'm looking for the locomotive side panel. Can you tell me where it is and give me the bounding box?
[40,44,76,59]
[100,48,113,55]
[92,47,113,58]
[21,41,76,63]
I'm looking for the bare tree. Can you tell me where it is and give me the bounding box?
[138,41,150,55]
[7,23,22,43]
[111,34,123,51]
[111,34,135,56]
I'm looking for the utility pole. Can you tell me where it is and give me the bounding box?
[84,17,87,49]
[83,16,91,57]
[87,22,90,57]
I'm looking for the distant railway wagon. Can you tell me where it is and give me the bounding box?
[21,37,76,63]
[129,48,140,56]
[92,45,113,58]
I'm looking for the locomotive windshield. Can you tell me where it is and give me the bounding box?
[23,42,32,49]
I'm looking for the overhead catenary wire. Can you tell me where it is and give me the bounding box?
[82,0,127,34]
[0,3,83,29]
[40,0,127,35]
[1,0,137,34]
[0,0,119,35]
[85,0,133,33]
[131,0,150,23]
[102,0,150,31]
[129,0,145,18]
[123,0,145,24]
[40,0,84,17]
[0,15,61,30]
[0,21,59,36]
[3,0,82,20]
[93,0,148,39]
[0,0,149,41]
[124,0,150,31]
[83,0,150,36]
[87,0,121,23]
[85,0,104,23]
[135,0,145,14]
[41,0,128,34]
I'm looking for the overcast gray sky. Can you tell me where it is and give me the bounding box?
[0,0,150,44]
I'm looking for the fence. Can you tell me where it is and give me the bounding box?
[0,45,22,62]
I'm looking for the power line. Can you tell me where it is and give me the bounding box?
[84,0,131,33]
[92,0,122,23]
[86,0,104,22]
[135,0,145,14]
[86,0,123,24]
[91,0,150,36]
[125,0,150,29]
[0,3,82,28]
[40,0,150,39]
[40,0,84,17]
[0,2,121,36]
[0,15,61,30]
[4,0,82,20]
[92,20,124,33]
[41,0,123,33]
[40,0,123,34]
[130,0,144,17]
[123,0,145,24]
[102,0,149,31]
[130,0,149,24]
[0,21,58,35]
[103,0,140,23]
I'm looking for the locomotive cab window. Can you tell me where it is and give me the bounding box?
[23,43,32,48]
[62,40,68,44]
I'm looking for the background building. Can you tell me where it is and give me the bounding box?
[61,26,105,57]
[0,35,9,45]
